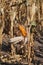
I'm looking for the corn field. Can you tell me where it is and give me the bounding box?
[0,0,43,65]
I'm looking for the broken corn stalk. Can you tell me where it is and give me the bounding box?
[18,24,27,37]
